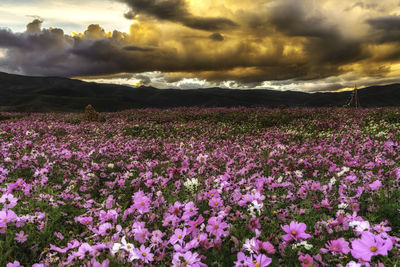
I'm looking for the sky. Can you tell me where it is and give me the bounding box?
[1,0,400,91]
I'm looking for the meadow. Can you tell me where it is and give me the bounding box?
[0,108,399,267]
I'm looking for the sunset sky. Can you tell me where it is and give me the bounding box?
[1,0,400,91]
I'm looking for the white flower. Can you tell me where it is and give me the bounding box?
[329,177,336,186]
[338,203,348,209]
[355,221,370,232]
[108,163,114,169]
[349,221,361,228]
[277,176,283,183]
[346,261,361,267]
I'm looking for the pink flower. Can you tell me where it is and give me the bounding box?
[281,221,312,242]
[0,193,18,209]
[322,237,350,255]
[0,209,17,227]
[206,216,228,239]
[6,261,23,267]
[136,245,153,263]
[369,180,382,191]
[208,196,223,209]
[172,251,205,267]
[252,253,272,267]
[182,202,198,220]
[98,222,112,236]
[260,241,276,254]
[351,231,393,262]
[170,228,187,245]
[248,217,261,232]
[298,254,314,267]
[133,191,151,214]
[15,230,28,243]
[75,243,93,260]
[78,216,93,226]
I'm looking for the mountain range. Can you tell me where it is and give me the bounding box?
[0,72,399,112]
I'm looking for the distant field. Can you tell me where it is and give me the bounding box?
[0,108,399,266]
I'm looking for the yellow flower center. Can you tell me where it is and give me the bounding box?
[254,261,260,267]
[291,230,297,235]
[140,202,145,206]
[3,219,7,222]
[178,235,182,239]
[214,225,219,229]
[142,252,147,257]
[370,246,377,252]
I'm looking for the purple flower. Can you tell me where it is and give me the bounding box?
[298,254,313,267]
[98,222,112,236]
[169,228,187,245]
[15,230,28,243]
[75,243,93,259]
[369,180,382,191]
[172,251,205,267]
[281,221,312,242]
[206,217,228,239]
[0,209,17,227]
[351,231,393,262]
[0,193,18,209]
[322,238,350,255]
[6,261,23,267]
[137,245,153,263]
[133,191,151,214]
[252,253,272,267]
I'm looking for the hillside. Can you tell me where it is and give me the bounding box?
[0,72,399,112]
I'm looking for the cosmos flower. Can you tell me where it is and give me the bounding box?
[136,245,154,263]
[0,209,17,227]
[321,238,350,255]
[206,217,228,239]
[351,231,393,262]
[133,191,151,214]
[369,180,382,191]
[0,193,18,209]
[15,231,28,243]
[281,221,312,242]
[298,254,314,267]
[169,228,187,245]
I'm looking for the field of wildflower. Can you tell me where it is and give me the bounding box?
[0,108,399,267]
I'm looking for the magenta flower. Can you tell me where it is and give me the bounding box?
[252,253,272,267]
[169,228,187,245]
[369,180,382,191]
[15,230,28,243]
[234,252,252,267]
[78,216,92,226]
[75,243,93,259]
[6,261,23,267]
[298,254,314,267]
[208,196,223,209]
[98,222,112,236]
[248,217,261,232]
[206,216,228,239]
[0,193,18,209]
[182,201,198,220]
[137,245,153,263]
[281,221,312,242]
[172,251,205,267]
[0,209,17,227]
[351,231,393,262]
[133,191,151,214]
[322,238,350,255]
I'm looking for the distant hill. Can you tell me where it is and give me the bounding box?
[0,72,399,112]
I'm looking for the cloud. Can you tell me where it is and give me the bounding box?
[367,15,400,43]
[117,0,237,31]
[208,33,224,41]
[2,0,400,91]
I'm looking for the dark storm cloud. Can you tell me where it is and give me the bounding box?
[208,33,224,41]
[26,19,43,34]
[268,0,367,67]
[118,0,237,31]
[123,45,155,52]
[367,15,400,43]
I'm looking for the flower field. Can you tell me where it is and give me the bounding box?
[0,108,399,267]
